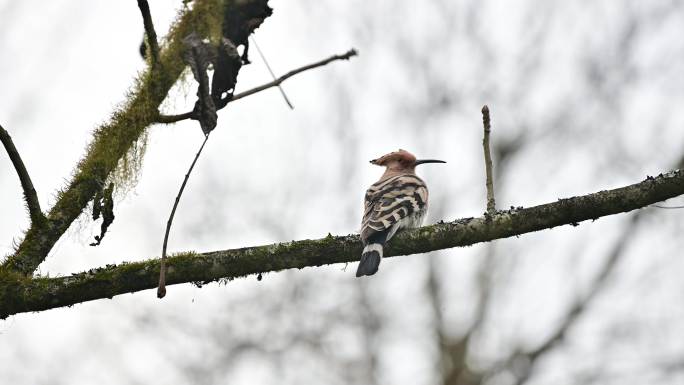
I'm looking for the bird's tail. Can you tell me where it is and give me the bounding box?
[356,243,383,277]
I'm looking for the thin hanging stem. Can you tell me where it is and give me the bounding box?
[158,133,211,298]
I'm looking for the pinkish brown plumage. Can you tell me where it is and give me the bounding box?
[357,149,446,277]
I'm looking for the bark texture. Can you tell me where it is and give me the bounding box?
[1,169,682,318]
[2,0,271,275]
[0,125,44,224]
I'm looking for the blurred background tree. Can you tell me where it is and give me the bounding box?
[2,0,684,384]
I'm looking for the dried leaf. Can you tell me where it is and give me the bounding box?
[92,189,103,220]
[90,183,115,247]
[182,33,217,135]
[210,38,242,103]
[212,0,272,108]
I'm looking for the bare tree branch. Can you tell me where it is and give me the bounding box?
[2,169,683,318]
[434,132,521,385]
[0,124,44,224]
[651,204,684,209]
[481,105,496,215]
[0,0,272,276]
[430,251,489,385]
[156,48,358,124]
[137,0,160,66]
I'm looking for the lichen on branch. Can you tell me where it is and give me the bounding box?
[1,0,273,276]
[2,169,683,318]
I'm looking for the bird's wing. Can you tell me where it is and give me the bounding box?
[361,174,428,242]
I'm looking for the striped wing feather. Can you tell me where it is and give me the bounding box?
[361,174,428,242]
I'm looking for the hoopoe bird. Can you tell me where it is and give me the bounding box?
[356,149,445,277]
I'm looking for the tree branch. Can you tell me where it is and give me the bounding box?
[137,0,160,66]
[158,133,210,298]
[156,48,358,124]
[0,124,44,224]
[1,0,272,276]
[2,169,683,318]
[481,105,496,215]
[500,154,684,385]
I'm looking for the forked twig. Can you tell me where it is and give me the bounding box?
[157,48,358,124]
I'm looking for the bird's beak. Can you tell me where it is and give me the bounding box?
[415,159,446,165]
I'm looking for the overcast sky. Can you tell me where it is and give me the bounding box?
[2,1,684,384]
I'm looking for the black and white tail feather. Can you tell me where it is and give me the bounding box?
[356,174,428,277]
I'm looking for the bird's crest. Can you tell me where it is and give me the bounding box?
[370,149,416,166]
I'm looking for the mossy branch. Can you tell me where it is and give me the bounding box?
[137,0,160,66]
[2,169,683,318]
[1,0,271,276]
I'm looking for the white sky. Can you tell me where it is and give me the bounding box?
[2,1,684,384]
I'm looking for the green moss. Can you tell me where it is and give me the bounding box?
[67,0,225,200]
[0,267,33,318]
[5,0,230,276]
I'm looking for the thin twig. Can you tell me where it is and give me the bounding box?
[156,110,194,124]
[158,133,210,298]
[137,0,160,66]
[651,204,684,209]
[481,105,496,215]
[251,36,294,109]
[228,48,357,104]
[157,48,358,124]
[0,124,44,224]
